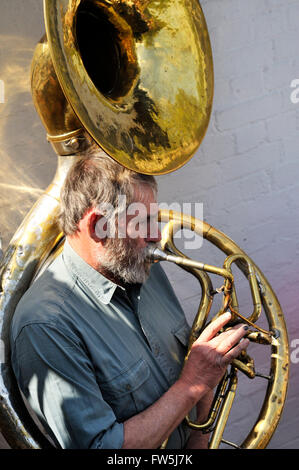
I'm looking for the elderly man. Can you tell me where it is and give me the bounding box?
[10,147,249,449]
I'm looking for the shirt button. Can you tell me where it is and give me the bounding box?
[153,345,160,356]
[125,384,132,391]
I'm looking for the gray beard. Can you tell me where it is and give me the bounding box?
[96,237,152,285]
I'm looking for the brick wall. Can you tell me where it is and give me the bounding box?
[0,0,298,449]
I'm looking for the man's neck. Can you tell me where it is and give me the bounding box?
[66,235,126,288]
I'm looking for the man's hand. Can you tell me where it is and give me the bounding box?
[122,312,249,449]
[180,312,250,400]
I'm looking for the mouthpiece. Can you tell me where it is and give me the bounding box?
[146,245,169,262]
[146,245,206,271]
[146,245,196,267]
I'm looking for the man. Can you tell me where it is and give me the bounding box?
[10,147,249,449]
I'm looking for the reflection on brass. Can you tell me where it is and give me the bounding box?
[0,184,43,194]
[150,210,289,449]
[0,155,76,448]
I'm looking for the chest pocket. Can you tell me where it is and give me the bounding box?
[172,320,191,351]
[99,358,161,421]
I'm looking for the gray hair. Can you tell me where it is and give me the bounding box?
[59,146,157,236]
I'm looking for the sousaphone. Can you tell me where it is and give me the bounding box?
[0,0,288,449]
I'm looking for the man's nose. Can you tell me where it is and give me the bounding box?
[146,226,162,244]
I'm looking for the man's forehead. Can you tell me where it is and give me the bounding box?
[126,184,158,220]
[133,183,158,207]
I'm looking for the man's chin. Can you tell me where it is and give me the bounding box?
[123,266,151,285]
[97,259,152,285]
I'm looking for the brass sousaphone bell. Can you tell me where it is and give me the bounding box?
[34,0,214,173]
[0,0,288,449]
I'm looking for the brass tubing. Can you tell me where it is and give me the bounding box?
[158,221,214,343]
[185,372,230,431]
[156,210,289,449]
[229,306,271,336]
[209,369,238,449]
[0,155,75,448]
[147,246,234,284]
[223,254,262,324]
[247,331,272,345]
[232,358,255,379]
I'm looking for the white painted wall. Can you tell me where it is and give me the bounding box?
[0,0,298,449]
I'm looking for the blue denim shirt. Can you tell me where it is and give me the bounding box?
[10,240,195,449]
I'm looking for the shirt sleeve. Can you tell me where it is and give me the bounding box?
[11,322,124,449]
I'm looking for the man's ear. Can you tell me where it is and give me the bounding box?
[88,211,108,242]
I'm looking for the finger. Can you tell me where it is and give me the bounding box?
[197,312,232,343]
[222,338,250,366]
[215,324,249,355]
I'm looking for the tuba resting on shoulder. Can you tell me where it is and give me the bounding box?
[0,0,288,449]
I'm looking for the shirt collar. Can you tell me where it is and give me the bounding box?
[62,239,119,305]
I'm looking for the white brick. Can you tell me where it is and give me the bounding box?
[231,71,264,102]
[213,40,274,80]
[215,92,283,131]
[251,239,297,273]
[236,0,269,18]
[218,142,282,181]
[263,58,294,91]
[171,162,222,196]
[239,171,272,202]
[282,135,299,161]
[201,0,241,23]
[212,20,253,54]
[270,161,299,190]
[235,121,267,153]
[273,31,299,60]
[214,78,235,109]
[266,111,298,141]
[251,9,288,42]
[266,0,298,8]
[287,3,299,31]
[199,133,236,163]
[284,84,299,113]
[222,188,291,229]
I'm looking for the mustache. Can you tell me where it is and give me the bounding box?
[97,239,159,284]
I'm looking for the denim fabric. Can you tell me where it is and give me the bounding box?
[10,240,195,449]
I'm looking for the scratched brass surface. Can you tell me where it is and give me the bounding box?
[31,35,82,139]
[43,0,214,174]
